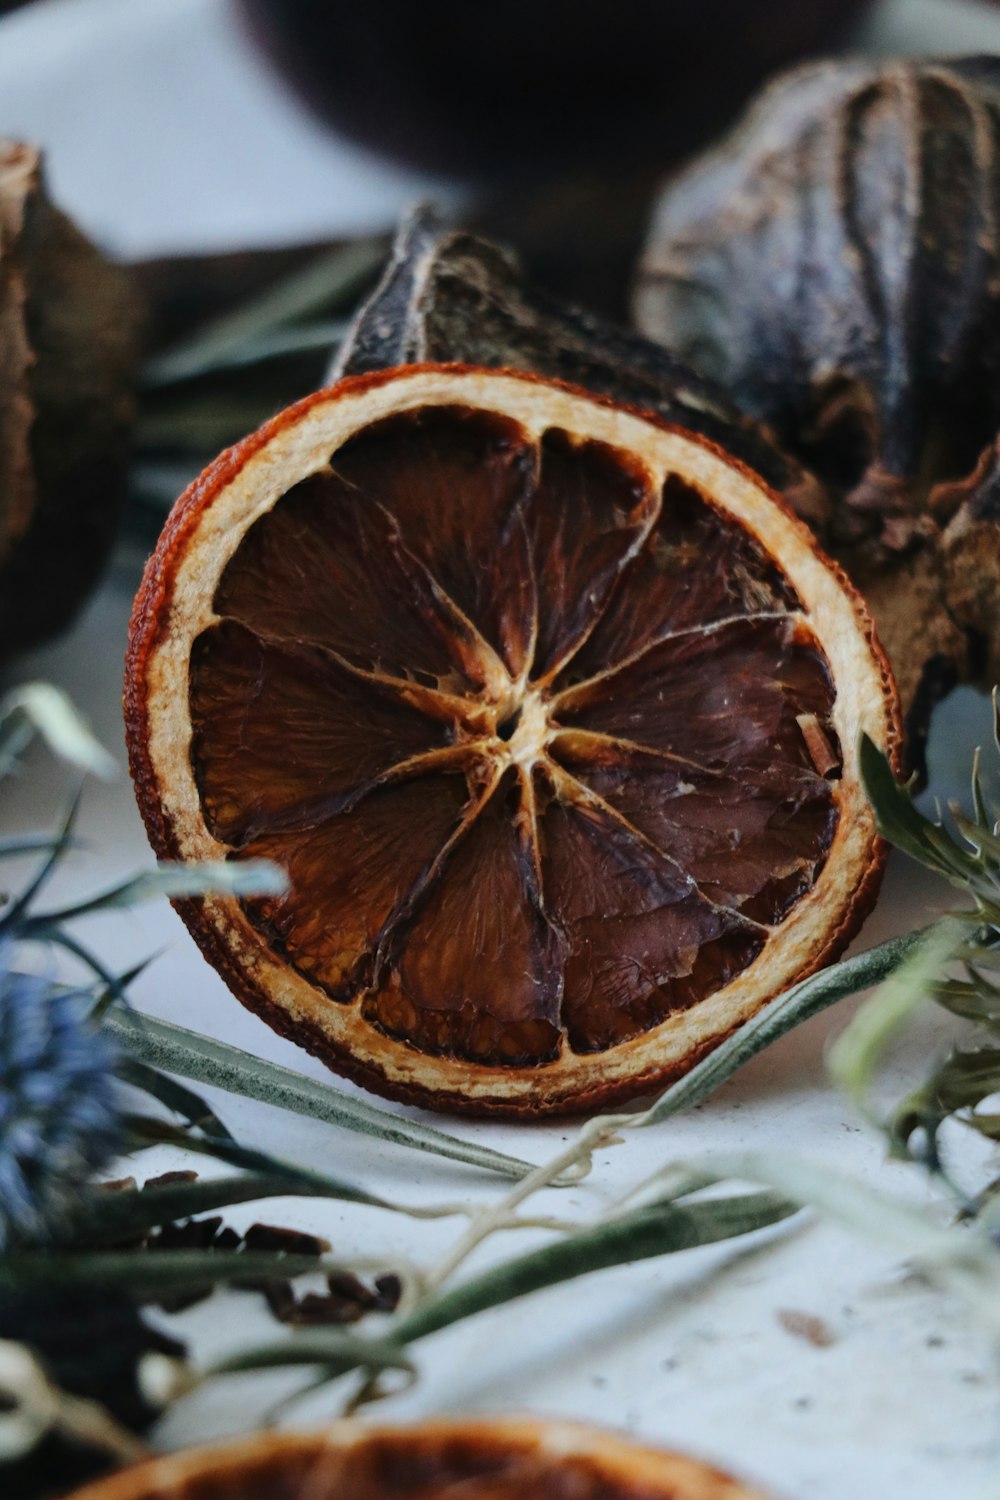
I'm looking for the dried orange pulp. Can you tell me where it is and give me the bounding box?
[125,365,899,1117]
[66,1416,769,1500]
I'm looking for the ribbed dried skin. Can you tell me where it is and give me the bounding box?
[191,403,839,1066]
[333,205,830,526]
[635,57,1000,760]
[637,58,1000,530]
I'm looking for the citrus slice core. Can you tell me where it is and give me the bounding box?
[126,366,898,1116]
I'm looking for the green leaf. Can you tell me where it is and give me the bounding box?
[140,240,385,388]
[396,1190,796,1349]
[116,1057,234,1141]
[650,1149,1000,1340]
[213,1329,410,1380]
[0,683,116,780]
[216,1190,796,1383]
[60,1173,317,1245]
[25,858,287,926]
[859,733,940,867]
[636,928,930,1130]
[104,1008,532,1181]
[0,1248,332,1297]
[827,920,966,1117]
[122,1115,397,1212]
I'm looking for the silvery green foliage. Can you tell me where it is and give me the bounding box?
[0,951,119,1250]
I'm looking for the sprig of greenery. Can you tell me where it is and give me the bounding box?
[9,682,1000,1466]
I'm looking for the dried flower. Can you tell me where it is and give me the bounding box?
[0,954,120,1250]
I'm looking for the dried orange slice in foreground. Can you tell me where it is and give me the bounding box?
[67,1417,769,1500]
[126,365,898,1117]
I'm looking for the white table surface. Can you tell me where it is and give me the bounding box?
[3,2,1000,1497]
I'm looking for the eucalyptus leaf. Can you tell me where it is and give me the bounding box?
[104,1007,532,1180]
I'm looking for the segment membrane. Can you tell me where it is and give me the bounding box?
[190,405,844,1067]
[190,621,449,845]
[366,773,564,1065]
[555,616,838,777]
[238,775,471,999]
[524,429,658,683]
[213,472,489,692]
[328,406,538,678]
[565,474,800,688]
[538,787,764,1052]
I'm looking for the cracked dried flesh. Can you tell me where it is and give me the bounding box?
[126,367,898,1116]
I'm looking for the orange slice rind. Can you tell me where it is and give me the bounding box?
[126,365,899,1117]
[65,1416,772,1500]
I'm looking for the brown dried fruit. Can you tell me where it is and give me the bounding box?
[125,365,897,1117]
[334,206,829,529]
[63,1416,772,1500]
[635,58,1000,760]
[0,141,141,658]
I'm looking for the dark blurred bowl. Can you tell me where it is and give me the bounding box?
[237,0,874,180]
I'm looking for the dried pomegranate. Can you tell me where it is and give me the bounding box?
[0,141,141,657]
[635,58,1000,756]
[126,366,897,1117]
[66,1416,770,1500]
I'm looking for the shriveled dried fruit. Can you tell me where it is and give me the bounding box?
[64,1416,771,1500]
[0,141,141,657]
[634,58,1000,757]
[125,366,897,1118]
[334,205,829,527]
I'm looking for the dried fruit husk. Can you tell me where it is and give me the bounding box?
[333,205,829,529]
[65,1416,771,1500]
[634,58,1000,763]
[0,141,142,659]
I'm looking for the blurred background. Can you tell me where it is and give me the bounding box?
[1,0,1000,305]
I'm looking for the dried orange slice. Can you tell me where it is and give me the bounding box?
[67,1417,770,1499]
[125,365,898,1117]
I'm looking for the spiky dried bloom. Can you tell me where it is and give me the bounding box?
[0,954,120,1249]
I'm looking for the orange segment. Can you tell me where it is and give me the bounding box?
[125,365,899,1117]
[189,622,449,844]
[240,773,471,999]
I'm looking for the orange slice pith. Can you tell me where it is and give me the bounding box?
[125,364,899,1118]
[66,1417,770,1500]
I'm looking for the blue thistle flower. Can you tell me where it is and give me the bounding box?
[0,946,120,1249]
